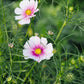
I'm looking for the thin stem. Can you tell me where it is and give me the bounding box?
[54,0,69,43]
[55,20,66,43]
[54,1,69,83]
[22,62,37,84]
[25,23,31,37]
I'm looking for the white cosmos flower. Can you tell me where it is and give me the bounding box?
[14,0,39,25]
[23,36,54,62]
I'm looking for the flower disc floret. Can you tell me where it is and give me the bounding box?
[35,48,41,54]
[25,9,32,15]
[23,36,54,62]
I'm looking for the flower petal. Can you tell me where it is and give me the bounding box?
[19,0,29,9]
[28,14,36,18]
[14,8,22,14]
[23,49,31,59]
[30,0,35,5]
[34,9,39,13]
[41,37,47,46]
[46,43,53,53]
[28,56,39,62]
[45,43,53,58]
[38,55,46,62]
[18,18,30,25]
[35,0,38,9]
[24,41,30,49]
[28,36,40,47]
[15,16,23,20]
[23,49,40,61]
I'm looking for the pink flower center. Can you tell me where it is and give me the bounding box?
[25,9,31,15]
[32,45,45,57]
[35,48,42,54]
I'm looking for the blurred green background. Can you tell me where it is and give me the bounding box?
[0,0,84,84]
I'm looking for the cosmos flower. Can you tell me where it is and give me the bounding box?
[14,0,39,25]
[23,36,53,62]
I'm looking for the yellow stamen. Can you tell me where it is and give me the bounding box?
[25,9,31,15]
[35,48,41,54]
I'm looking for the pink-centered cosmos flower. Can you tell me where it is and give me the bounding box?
[14,0,39,25]
[23,36,53,62]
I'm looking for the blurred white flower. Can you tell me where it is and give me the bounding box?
[48,30,54,35]
[23,36,53,62]
[14,0,39,25]
[34,33,39,36]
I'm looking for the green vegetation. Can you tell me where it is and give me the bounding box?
[0,0,84,84]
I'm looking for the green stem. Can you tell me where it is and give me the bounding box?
[25,23,31,37]
[55,20,66,43]
[54,0,69,43]
[22,62,37,84]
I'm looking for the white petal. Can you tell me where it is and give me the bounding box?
[28,0,38,11]
[18,18,30,25]
[23,49,31,59]
[24,41,30,49]
[38,53,53,62]
[19,0,29,9]
[28,40,35,48]
[30,0,38,9]
[15,16,23,20]
[35,0,38,9]
[38,55,46,62]
[40,53,53,61]
[46,53,53,59]
[41,37,47,46]
[34,9,39,13]
[23,48,39,60]
[23,49,40,61]
[29,56,39,62]
[46,43,53,53]
[14,8,22,14]
[24,56,29,59]
[28,36,40,47]
[28,0,36,9]
[44,43,53,59]
[30,0,35,4]
[26,15,36,19]
[29,14,36,18]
